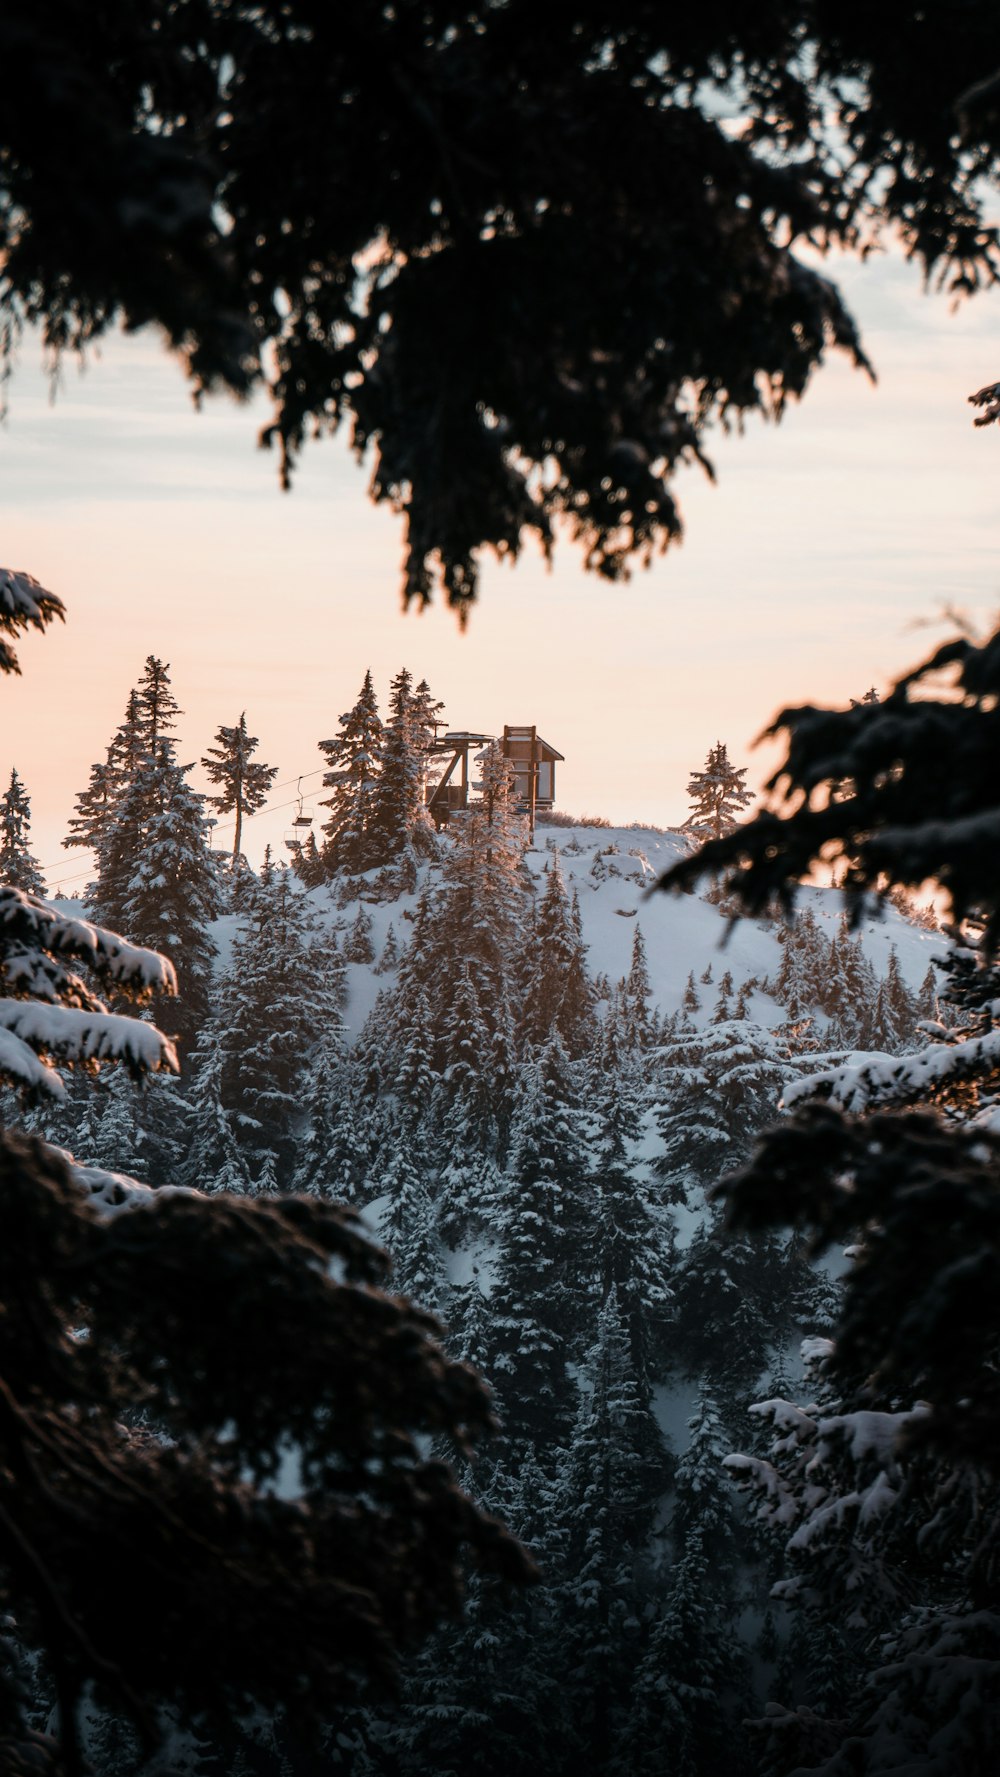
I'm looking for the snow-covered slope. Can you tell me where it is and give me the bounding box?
[52,823,941,1049]
[292,822,942,1041]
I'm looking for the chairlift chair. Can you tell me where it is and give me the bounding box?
[285,777,315,852]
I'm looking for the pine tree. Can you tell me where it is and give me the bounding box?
[683,741,753,842]
[291,1055,356,1201]
[0,768,44,894]
[318,670,384,874]
[486,1037,590,1442]
[201,711,278,863]
[63,689,145,894]
[181,1015,255,1194]
[343,904,375,963]
[549,1292,667,1773]
[374,921,399,974]
[883,945,918,1046]
[427,739,529,1021]
[377,1140,445,1309]
[518,854,595,1059]
[591,1068,670,1378]
[391,984,439,1131]
[624,923,653,1050]
[214,857,345,1185]
[95,736,220,1046]
[623,1391,752,1777]
[135,654,181,748]
[368,666,439,873]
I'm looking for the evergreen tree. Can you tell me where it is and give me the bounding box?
[549,1292,667,1773]
[63,688,148,893]
[427,739,529,1021]
[590,1060,669,1377]
[518,854,595,1059]
[181,1015,255,1194]
[368,666,439,872]
[376,1141,445,1310]
[95,736,220,1046]
[624,923,654,1050]
[655,1013,794,1196]
[670,1210,807,1399]
[374,920,400,974]
[391,984,439,1133]
[883,944,918,1045]
[0,768,44,894]
[200,711,278,863]
[135,654,182,749]
[486,1036,590,1442]
[683,741,753,842]
[318,670,384,874]
[292,1055,356,1201]
[214,859,345,1186]
[344,904,376,963]
[623,1397,751,1777]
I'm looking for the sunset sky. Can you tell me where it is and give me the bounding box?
[2,246,998,884]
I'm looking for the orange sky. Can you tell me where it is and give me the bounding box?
[1,248,998,883]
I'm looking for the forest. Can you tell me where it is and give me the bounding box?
[4,2,1000,1772]
[2,638,996,1775]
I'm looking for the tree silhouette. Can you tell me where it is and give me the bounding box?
[5,5,1000,612]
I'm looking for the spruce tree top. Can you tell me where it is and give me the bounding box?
[0,767,45,896]
[683,742,753,842]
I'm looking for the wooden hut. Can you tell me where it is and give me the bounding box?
[425,732,494,826]
[501,726,563,832]
[425,724,563,836]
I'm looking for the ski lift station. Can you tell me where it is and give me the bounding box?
[426,725,563,832]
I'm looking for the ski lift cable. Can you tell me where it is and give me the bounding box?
[34,769,327,876]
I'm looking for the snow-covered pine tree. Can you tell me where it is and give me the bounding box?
[623,923,654,1050]
[390,982,438,1131]
[883,945,918,1046]
[683,741,753,842]
[63,687,148,895]
[547,1290,667,1773]
[590,1066,670,1378]
[623,1387,752,1777]
[426,737,529,1021]
[368,666,439,876]
[318,669,384,874]
[0,889,177,1101]
[213,856,345,1188]
[291,1054,359,1201]
[374,920,400,974]
[344,904,376,963]
[95,736,220,1046]
[486,1035,591,1442]
[180,1013,255,1194]
[434,965,509,1235]
[376,1140,445,1310]
[0,768,44,894]
[517,853,595,1059]
[201,711,278,864]
[439,964,493,1127]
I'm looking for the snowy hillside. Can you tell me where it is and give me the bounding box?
[288,821,942,1047]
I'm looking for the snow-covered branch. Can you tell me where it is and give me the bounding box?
[783,1026,1000,1115]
